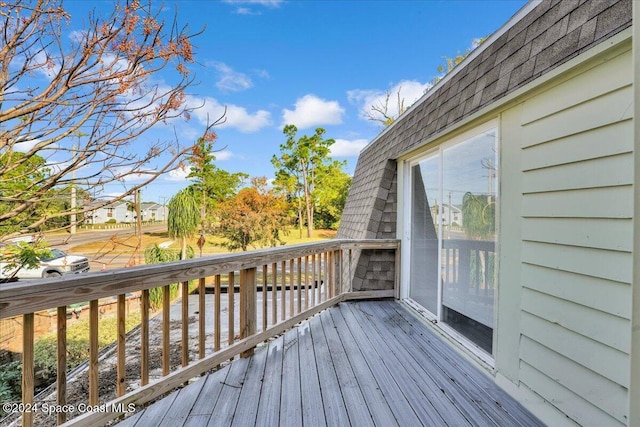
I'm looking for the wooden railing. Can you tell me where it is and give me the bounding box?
[0,239,398,427]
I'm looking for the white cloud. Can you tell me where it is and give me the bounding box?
[214,150,233,161]
[330,139,368,157]
[166,166,191,181]
[31,51,60,80]
[282,95,345,129]
[211,62,253,92]
[347,80,432,123]
[188,95,272,133]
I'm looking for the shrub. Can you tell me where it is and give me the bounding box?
[0,361,21,417]
[33,311,142,377]
[105,218,117,224]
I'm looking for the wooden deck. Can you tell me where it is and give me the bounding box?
[116,300,542,427]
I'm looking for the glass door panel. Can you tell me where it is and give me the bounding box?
[441,130,497,354]
[409,156,440,315]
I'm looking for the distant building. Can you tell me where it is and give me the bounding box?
[85,201,167,224]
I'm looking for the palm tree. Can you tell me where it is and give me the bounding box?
[167,188,199,260]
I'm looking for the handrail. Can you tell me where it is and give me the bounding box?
[0,238,399,427]
[0,239,398,319]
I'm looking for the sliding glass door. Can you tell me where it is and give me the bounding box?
[408,127,498,355]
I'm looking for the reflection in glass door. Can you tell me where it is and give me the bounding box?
[408,128,498,355]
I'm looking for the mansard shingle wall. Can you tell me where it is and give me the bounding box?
[337,0,632,290]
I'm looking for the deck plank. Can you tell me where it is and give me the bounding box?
[327,306,400,426]
[128,388,178,426]
[353,301,496,425]
[297,320,326,427]
[206,356,250,427]
[381,301,543,426]
[340,302,456,426]
[370,301,542,426]
[231,343,269,426]
[308,314,351,426]
[319,309,375,427]
[187,364,231,417]
[279,327,302,426]
[157,377,208,426]
[255,335,284,427]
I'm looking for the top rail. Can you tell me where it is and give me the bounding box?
[0,239,398,320]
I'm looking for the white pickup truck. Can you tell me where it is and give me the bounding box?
[0,247,90,280]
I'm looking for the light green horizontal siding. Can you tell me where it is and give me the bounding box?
[520,340,627,426]
[521,217,633,252]
[520,264,631,320]
[521,288,629,353]
[522,153,633,193]
[522,241,632,283]
[522,119,633,171]
[521,186,633,218]
[505,47,633,425]
[520,312,629,388]
[521,85,633,148]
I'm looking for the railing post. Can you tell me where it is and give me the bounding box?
[22,313,34,427]
[240,267,257,357]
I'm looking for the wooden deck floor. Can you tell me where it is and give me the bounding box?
[117,300,543,427]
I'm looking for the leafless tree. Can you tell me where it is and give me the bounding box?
[0,0,222,239]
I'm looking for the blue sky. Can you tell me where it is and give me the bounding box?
[64,0,527,204]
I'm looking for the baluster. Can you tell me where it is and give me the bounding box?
[271,263,277,325]
[262,265,268,331]
[141,289,149,386]
[182,281,189,367]
[198,277,206,359]
[297,258,302,314]
[229,272,235,345]
[311,253,316,306]
[89,299,99,405]
[162,285,170,375]
[304,256,310,310]
[117,294,126,396]
[214,275,221,352]
[57,306,67,425]
[281,260,286,320]
[289,259,294,316]
[22,313,34,427]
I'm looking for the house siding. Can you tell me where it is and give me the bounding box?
[508,45,633,426]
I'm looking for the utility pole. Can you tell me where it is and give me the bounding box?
[70,144,77,234]
[136,189,143,265]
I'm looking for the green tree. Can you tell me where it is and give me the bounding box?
[217,177,289,251]
[167,188,199,260]
[186,136,247,233]
[314,162,351,230]
[272,125,336,238]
